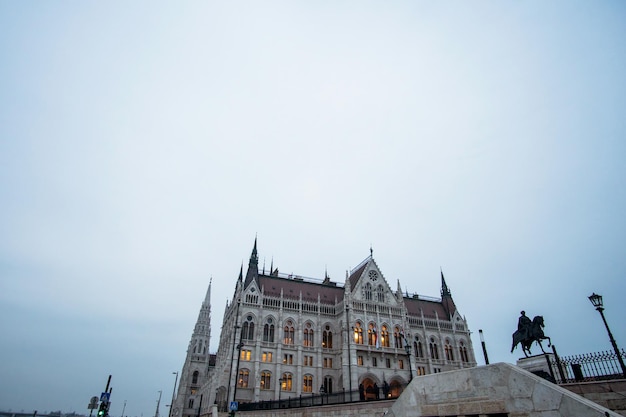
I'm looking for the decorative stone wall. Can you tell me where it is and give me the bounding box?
[386,362,620,417]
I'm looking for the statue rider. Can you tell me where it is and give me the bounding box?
[518,311,531,340]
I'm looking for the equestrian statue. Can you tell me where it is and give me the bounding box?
[511,311,552,357]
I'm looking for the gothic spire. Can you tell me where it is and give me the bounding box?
[441,268,451,297]
[244,237,259,287]
[440,268,457,318]
[204,277,212,305]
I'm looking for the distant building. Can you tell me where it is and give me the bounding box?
[174,239,477,415]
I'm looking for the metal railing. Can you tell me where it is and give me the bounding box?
[551,349,626,384]
[236,384,405,412]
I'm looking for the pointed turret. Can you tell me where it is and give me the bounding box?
[244,238,259,288]
[440,268,451,298]
[440,268,457,318]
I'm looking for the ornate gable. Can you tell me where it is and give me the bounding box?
[349,258,399,306]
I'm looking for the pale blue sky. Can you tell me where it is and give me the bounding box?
[1,1,625,416]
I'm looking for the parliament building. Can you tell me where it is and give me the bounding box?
[172,240,477,416]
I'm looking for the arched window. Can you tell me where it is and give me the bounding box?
[280,373,293,391]
[192,370,199,384]
[283,320,295,345]
[260,371,271,390]
[459,341,469,362]
[429,337,439,360]
[241,315,255,341]
[303,323,314,347]
[303,374,313,392]
[394,327,403,348]
[323,376,333,394]
[353,322,363,344]
[414,336,424,358]
[364,283,372,301]
[377,285,385,302]
[237,369,249,388]
[367,323,377,346]
[380,325,390,347]
[322,325,333,349]
[444,339,454,361]
[263,318,275,342]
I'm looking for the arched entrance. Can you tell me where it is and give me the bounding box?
[359,376,381,401]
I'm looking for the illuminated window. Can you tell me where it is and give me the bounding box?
[380,325,389,347]
[237,369,249,388]
[283,320,295,345]
[367,323,377,346]
[262,351,273,362]
[303,374,313,392]
[394,327,403,348]
[354,323,363,344]
[240,350,252,361]
[281,373,293,391]
[357,355,364,366]
[260,371,271,390]
[398,359,404,369]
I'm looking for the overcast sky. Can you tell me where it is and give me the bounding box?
[1,1,625,416]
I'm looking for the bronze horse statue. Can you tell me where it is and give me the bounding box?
[511,315,551,357]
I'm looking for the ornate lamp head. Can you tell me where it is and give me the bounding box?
[588,293,604,310]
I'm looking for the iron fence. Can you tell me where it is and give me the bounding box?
[237,383,405,412]
[550,349,626,384]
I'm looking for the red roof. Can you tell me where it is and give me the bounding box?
[258,275,344,304]
[404,296,450,319]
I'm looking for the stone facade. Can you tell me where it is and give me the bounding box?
[191,240,477,414]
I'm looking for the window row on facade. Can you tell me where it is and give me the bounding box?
[239,315,469,362]
[237,369,335,394]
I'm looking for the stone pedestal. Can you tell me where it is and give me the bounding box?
[517,353,557,382]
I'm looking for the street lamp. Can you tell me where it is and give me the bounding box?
[588,293,626,378]
[168,372,178,417]
[404,343,413,382]
[278,378,284,403]
[232,341,245,404]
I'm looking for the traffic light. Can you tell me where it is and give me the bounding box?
[98,401,108,417]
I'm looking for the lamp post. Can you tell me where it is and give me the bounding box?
[588,293,626,378]
[232,341,245,405]
[479,329,489,365]
[168,372,178,417]
[404,343,413,382]
[278,378,284,403]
